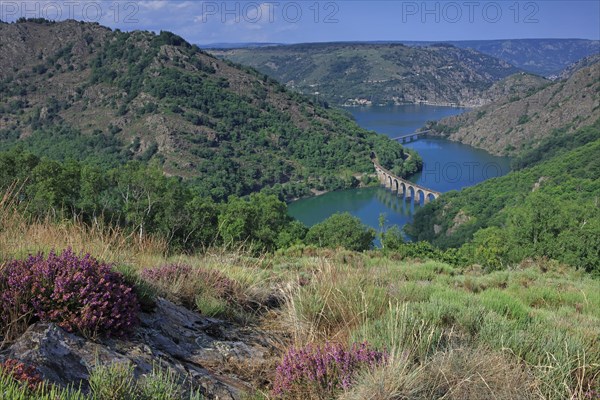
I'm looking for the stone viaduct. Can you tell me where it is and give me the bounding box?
[374,161,441,205]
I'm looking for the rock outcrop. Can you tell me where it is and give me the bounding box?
[1,298,282,399]
[429,62,600,155]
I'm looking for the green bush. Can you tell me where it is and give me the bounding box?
[305,213,375,251]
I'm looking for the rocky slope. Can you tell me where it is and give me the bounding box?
[212,42,519,107]
[0,298,281,399]
[558,53,600,80]
[428,62,600,155]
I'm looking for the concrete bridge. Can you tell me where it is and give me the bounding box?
[374,161,441,205]
[391,130,431,143]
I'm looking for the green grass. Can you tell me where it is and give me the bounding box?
[0,371,85,400]
[281,253,600,399]
[1,202,598,399]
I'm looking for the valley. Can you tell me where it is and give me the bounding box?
[289,105,511,236]
[0,9,599,400]
[212,42,519,107]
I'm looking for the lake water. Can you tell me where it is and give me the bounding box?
[288,105,511,232]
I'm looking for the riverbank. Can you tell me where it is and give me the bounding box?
[289,105,510,230]
[342,100,477,108]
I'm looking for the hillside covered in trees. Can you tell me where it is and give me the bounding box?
[213,42,519,106]
[407,120,600,274]
[0,19,415,201]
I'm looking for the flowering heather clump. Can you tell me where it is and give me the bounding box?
[0,359,43,390]
[0,249,139,337]
[272,341,387,398]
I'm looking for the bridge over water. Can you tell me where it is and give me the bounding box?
[391,130,431,143]
[374,160,441,205]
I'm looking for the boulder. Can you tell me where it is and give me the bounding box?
[1,298,281,399]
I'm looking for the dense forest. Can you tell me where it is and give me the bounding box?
[0,148,392,255]
[0,19,417,202]
[407,121,600,273]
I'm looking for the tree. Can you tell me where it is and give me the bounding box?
[184,196,220,250]
[218,193,297,252]
[305,213,375,251]
[467,226,511,271]
[112,161,166,240]
[381,225,404,251]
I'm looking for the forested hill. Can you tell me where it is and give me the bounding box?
[212,42,519,106]
[0,19,413,201]
[407,121,600,273]
[428,61,600,155]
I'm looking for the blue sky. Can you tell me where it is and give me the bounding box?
[1,1,599,44]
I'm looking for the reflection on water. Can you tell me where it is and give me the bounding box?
[288,105,511,232]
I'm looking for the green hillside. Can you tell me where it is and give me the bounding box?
[213,42,518,106]
[0,19,413,201]
[408,121,600,273]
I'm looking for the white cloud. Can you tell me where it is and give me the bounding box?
[138,0,168,11]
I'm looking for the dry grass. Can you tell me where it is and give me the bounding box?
[418,347,542,400]
[339,350,425,400]
[0,185,168,267]
[341,347,542,400]
[282,257,391,345]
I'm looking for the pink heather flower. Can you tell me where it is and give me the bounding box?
[272,341,387,398]
[1,359,43,390]
[0,248,139,337]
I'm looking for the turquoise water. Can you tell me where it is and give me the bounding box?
[288,105,511,231]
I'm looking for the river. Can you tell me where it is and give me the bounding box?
[288,104,511,232]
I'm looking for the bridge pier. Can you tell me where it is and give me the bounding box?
[373,161,440,205]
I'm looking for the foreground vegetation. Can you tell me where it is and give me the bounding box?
[0,193,598,400]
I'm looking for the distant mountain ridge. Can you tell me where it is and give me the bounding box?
[212,42,520,107]
[428,38,599,76]
[207,38,599,77]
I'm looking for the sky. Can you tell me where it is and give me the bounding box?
[1,1,599,44]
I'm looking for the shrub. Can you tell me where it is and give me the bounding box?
[0,359,43,391]
[114,264,158,313]
[305,213,375,252]
[272,342,387,399]
[0,249,139,338]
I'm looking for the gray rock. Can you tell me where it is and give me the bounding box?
[1,298,281,399]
